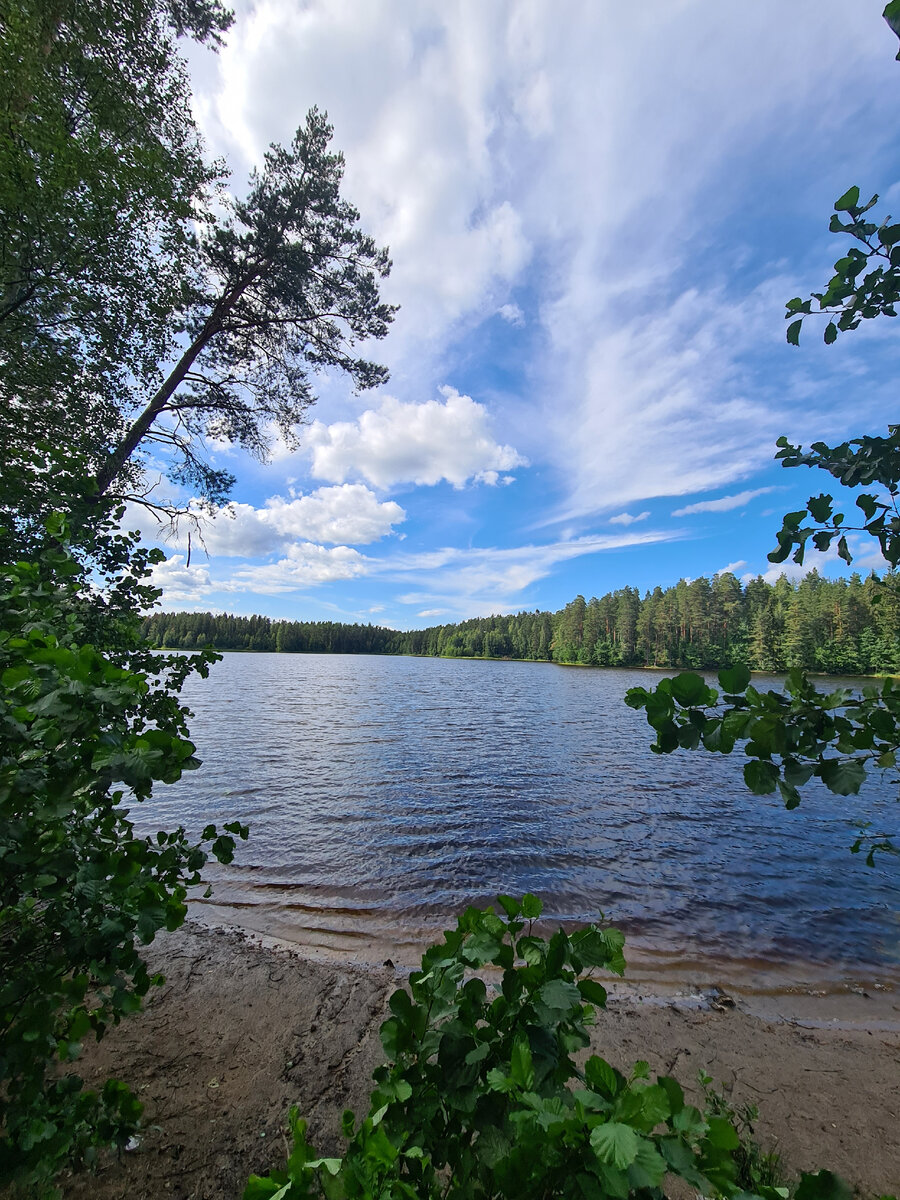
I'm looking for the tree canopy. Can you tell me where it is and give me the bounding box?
[0,2,395,556]
[94,108,396,509]
[0,0,232,547]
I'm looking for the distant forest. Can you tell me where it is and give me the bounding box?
[142,569,900,674]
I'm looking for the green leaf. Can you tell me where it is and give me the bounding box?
[806,493,833,522]
[536,978,581,1014]
[778,780,801,810]
[783,759,815,787]
[795,1169,854,1200]
[718,665,750,693]
[856,492,879,519]
[669,672,711,707]
[388,988,413,1019]
[743,759,779,795]
[577,978,608,1007]
[521,893,542,918]
[474,1126,511,1169]
[834,186,860,211]
[628,1142,668,1189]
[590,1122,640,1169]
[658,1076,684,1115]
[585,1056,621,1099]
[824,322,838,345]
[818,758,866,796]
[705,1116,740,1150]
[786,318,802,346]
[510,1036,534,1089]
[496,894,521,920]
[638,1083,671,1127]
[243,1180,292,1200]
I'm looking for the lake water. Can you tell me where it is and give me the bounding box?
[141,653,900,992]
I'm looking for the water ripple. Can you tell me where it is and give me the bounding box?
[139,654,900,983]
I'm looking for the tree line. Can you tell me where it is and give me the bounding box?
[143,567,900,674]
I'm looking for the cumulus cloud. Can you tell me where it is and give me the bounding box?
[305,388,527,489]
[230,543,371,594]
[672,488,775,517]
[742,534,891,586]
[187,2,896,526]
[148,556,213,604]
[131,486,405,558]
[609,511,650,526]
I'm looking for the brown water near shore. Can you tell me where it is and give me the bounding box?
[196,902,900,1028]
[60,922,900,1200]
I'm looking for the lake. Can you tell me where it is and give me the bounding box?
[141,653,900,992]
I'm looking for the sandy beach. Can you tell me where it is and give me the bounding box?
[56,920,900,1199]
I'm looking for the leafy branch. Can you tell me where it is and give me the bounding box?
[767,435,900,569]
[626,668,898,863]
[246,897,862,1200]
[785,187,900,346]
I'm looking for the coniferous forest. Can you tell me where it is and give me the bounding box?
[142,568,900,674]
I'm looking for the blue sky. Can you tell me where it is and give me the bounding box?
[137,1,900,627]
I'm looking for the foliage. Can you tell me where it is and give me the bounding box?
[93,106,397,509]
[0,0,232,546]
[630,80,900,848]
[785,188,900,347]
[767,432,900,572]
[625,666,898,863]
[698,1072,785,1195]
[1,1,395,541]
[142,568,900,676]
[0,515,248,1196]
[244,897,855,1200]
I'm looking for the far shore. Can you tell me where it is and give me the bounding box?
[62,921,900,1200]
[154,643,900,680]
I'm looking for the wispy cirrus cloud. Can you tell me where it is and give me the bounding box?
[609,511,650,526]
[383,527,682,616]
[155,3,900,621]
[672,487,776,517]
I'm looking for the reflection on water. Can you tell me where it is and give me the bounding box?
[140,654,900,987]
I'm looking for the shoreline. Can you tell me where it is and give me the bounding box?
[154,643,900,680]
[192,904,900,1031]
[61,920,900,1200]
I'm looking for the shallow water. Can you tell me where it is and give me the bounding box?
[141,653,900,990]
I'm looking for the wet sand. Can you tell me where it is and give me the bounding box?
[61,922,900,1200]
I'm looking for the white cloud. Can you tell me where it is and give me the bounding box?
[542,279,789,522]
[384,527,681,617]
[305,388,527,489]
[187,2,896,525]
[497,302,525,326]
[717,560,747,575]
[131,486,405,558]
[609,511,650,526]
[743,533,891,585]
[672,487,775,517]
[148,556,213,604]
[745,561,811,586]
[230,543,371,594]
